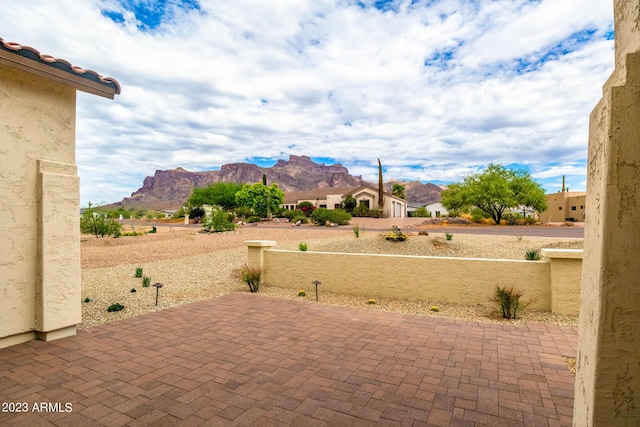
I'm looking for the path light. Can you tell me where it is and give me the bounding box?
[312,280,321,301]
[152,282,163,306]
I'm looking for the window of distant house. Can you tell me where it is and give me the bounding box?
[360,200,370,208]
[571,206,577,211]
[334,204,341,209]
[580,205,584,209]
[319,204,326,209]
[435,211,441,217]
[559,207,562,210]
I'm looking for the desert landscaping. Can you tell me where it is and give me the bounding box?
[81,219,583,330]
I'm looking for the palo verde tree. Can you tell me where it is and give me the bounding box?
[186,182,244,211]
[441,163,547,224]
[235,182,284,218]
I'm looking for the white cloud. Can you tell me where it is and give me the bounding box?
[0,0,614,204]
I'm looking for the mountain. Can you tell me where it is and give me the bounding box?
[107,155,442,210]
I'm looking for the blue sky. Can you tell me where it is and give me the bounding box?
[0,0,614,205]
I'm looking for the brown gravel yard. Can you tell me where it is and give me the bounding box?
[81,221,583,330]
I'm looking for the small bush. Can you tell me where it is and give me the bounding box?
[523,217,537,225]
[525,249,540,261]
[367,299,377,305]
[107,303,124,312]
[414,207,430,218]
[84,297,91,303]
[516,235,523,241]
[236,265,262,292]
[445,233,453,241]
[353,224,361,238]
[135,267,143,278]
[310,208,352,226]
[142,276,151,287]
[430,306,439,312]
[383,225,407,241]
[297,201,316,217]
[148,226,157,234]
[246,215,261,223]
[203,208,236,232]
[493,286,529,319]
[299,242,308,251]
[297,290,306,297]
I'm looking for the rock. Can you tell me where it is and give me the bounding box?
[418,230,429,236]
[295,220,301,226]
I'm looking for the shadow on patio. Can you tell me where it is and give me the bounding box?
[0,294,576,426]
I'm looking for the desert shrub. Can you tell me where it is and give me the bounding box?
[445,233,453,241]
[430,306,440,312]
[341,195,357,213]
[236,265,262,292]
[310,208,352,226]
[80,203,122,238]
[502,212,521,225]
[107,303,124,312]
[328,209,352,225]
[246,215,261,223]
[297,290,306,297]
[493,286,529,319]
[383,225,407,241]
[480,218,496,225]
[297,201,316,217]
[523,217,537,225]
[283,209,308,223]
[352,204,370,217]
[233,206,254,219]
[203,208,236,232]
[353,224,361,238]
[142,276,151,287]
[525,249,541,260]
[367,299,377,305]
[299,242,308,251]
[414,207,430,217]
[135,267,143,278]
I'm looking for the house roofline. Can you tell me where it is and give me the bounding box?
[0,37,120,99]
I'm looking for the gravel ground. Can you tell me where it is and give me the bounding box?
[80,222,583,330]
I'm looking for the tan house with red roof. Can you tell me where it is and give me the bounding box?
[0,37,120,348]
[283,185,408,218]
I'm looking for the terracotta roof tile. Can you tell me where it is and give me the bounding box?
[0,37,120,94]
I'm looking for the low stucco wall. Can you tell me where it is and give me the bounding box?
[247,242,583,315]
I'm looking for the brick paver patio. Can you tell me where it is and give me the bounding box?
[0,294,577,426]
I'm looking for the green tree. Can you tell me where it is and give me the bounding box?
[80,203,122,238]
[235,182,284,218]
[440,164,546,225]
[187,182,244,211]
[341,194,357,213]
[392,183,406,199]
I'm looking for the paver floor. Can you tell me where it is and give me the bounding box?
[0,294,577,426]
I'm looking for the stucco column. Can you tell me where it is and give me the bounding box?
[540,249,583,316]
[245,240,276,269]
[574,2,640,424]
[36,160,81,340]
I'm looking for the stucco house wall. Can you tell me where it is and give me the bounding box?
[542,192,586,222]
[0,38,119,349]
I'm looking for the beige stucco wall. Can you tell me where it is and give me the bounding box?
[247,242,582,315]
[0,65,81,348]
[260,250,552,310]
[574,1,640,423]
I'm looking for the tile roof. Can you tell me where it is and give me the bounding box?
[0,37,120,95]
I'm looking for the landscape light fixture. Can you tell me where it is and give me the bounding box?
[311,280,321,301]
[152,282,164,306]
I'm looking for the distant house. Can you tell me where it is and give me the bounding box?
[0,37,120,349]
[283,185,407,218]
[425,202,448,218]
[540,191,586,222]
